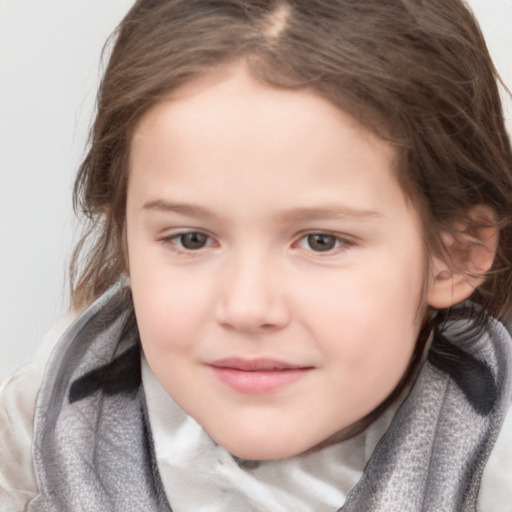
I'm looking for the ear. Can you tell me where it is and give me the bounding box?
[427,206,498,309]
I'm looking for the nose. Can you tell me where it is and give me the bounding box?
[215,251,290,333]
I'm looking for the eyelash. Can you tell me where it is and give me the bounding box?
[159,230,354,256]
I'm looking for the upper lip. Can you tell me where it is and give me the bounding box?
[209,358,310,371]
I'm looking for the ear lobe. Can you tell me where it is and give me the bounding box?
[427,260,478,309]
[427,206,498,309]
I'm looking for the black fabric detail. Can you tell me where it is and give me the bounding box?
[428,334,497,416]
[231,455,261,471]
[69,343,141,403]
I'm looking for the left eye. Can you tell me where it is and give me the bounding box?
[297,233,345,252]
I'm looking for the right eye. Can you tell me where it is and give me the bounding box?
[162,232,213,251]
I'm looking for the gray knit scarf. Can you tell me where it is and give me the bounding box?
[28,285,511,511]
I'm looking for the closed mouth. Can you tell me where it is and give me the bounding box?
[209,358,311,372]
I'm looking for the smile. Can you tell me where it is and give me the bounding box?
[208,358,312,394]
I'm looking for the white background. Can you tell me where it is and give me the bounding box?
[1,0,511,379]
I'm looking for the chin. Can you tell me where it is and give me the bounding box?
[212,430,315,461]
[226,443,302,461]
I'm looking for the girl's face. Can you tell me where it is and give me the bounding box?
[126,64,429,460]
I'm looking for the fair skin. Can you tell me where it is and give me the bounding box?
[126,64,490,460]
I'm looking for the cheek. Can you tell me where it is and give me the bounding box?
[130,265,227,378]
[300,249,425,378]
[306,263,423,337]
[133,277,206,354]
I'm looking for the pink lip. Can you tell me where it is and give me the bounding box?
[208,358,312,394]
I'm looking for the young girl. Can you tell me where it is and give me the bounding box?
[2,0,512,510]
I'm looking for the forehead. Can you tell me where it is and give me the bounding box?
[130,63,398,189]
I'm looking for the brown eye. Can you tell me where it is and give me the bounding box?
[179,232,209,250]
[306,234,337,252]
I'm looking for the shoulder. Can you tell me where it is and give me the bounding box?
[478,315,512,510]
[0,362,40,508]
[478,400,512,509]
[0,310,77,509]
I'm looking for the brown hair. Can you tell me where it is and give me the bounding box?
[71,0,512,327]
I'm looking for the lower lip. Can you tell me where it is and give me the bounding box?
[209,366,310,394]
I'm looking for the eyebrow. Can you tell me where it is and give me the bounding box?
[143,199,381,222]
[143,200,215,219]
[277,205,381,223]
